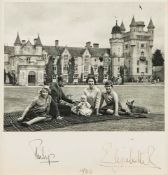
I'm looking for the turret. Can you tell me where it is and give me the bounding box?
[120,21,126,34]
[111,20,122,39]
[14,32,22,55]
[147,18,155,47]
[130,16,136,32]
[35,34,42,55]
[147,18,155,35]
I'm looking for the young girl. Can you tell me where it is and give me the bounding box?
[71,95,92,117]
[17,86,62,126]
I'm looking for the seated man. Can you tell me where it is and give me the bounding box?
[49,76,76,118]
[99,80,128,118]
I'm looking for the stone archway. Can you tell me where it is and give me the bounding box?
[28,71,36,86]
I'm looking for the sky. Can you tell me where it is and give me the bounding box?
[4,1,166,51]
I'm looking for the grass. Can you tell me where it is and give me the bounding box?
[4,85,164,131]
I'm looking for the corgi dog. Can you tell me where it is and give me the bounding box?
[126,100,150,114]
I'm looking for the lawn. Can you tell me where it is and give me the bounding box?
[4,85,164,131]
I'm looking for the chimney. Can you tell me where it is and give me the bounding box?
[86,41,91,48]
[34,38,37,45]
[93,43,99,48]
[22,40,26,45]
[55,40,59,47]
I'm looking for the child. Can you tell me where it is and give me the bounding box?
[99,81,129,118]
[17,86,62,126]
[71,95,92,117]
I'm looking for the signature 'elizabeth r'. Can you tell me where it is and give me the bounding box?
[100,143,161,170]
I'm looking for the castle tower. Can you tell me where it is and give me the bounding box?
[35,34,43,55]
[109,21,124,78]
[14,32,22,55]
[125,17,154,80]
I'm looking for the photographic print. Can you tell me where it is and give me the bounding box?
[3,1,165,132]
[1,1,168,175]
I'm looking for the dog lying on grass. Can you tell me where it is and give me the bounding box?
[126,100,150,114]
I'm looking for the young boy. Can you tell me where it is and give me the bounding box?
[99,80,127,118]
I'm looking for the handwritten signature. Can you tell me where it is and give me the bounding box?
[28,139,59,165]
[100,143,161,170]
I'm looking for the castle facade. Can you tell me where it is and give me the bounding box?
[4,17,154,86]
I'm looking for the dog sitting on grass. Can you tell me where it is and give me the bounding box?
[126,100,150,114]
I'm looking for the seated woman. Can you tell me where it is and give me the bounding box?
[17,86,62,126]
[71,95,92,117]
[83,75,101,116]
[99,80,128,118]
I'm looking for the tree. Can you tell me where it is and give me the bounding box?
[57,56,62,76]
[107,64,112,80]
[119,66,125,84]
[4,69,6,84]
[98,66,104,83]
[152,49,164,66]
[90,66,94,75]
[68,57,75,83]
[45,56,54,84]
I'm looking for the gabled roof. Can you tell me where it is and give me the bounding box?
[148,18,155,29]
[4,46,14,55]
[88,47,110,57]
[135,21,145,26]
[14,33,22,45]
[43,46,111,58]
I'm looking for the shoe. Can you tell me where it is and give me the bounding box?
[17,117,24,122]
[21,122,30,127]
[56,116,63,120]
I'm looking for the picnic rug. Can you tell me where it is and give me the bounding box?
[4,111,148,131]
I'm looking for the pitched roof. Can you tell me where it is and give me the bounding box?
[120,21,126,31]
[43,46,111,57]
[36,35,42,46]
[130,16,136,27]
[148,18,155,29]
[4,46,14,55]
[88,47,110,57]
[14,33,22,45]
[135,21,145,26]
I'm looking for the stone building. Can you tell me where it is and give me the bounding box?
[4,17,154,85]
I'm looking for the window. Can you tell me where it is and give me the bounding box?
[64,55,68,60]
[146,68,148,73]
[104,66,108,72]
[125,44,128,49]
[146,61,148,65]
[118,58,120,62]
[84,65,89,72]
[75,65,78,72]
[141,44,144,48]
[137,60,139,65]
[94,65,98,72]
[63,65,68,72]
[27,57,31,63]
[104,57,108,62]
[141,51,144,56]
[53,66,56,70]
[137,68,139,73]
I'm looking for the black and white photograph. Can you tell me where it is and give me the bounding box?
[3,1,165,131]
[1,0,168,175]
